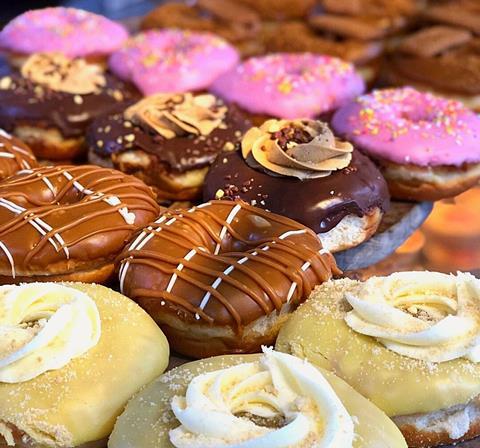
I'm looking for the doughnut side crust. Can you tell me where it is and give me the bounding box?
[275,278,480,417]
[108,354,406,448]
[0,283,169,448]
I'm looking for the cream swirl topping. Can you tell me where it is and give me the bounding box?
[344,271,480,363]
[21,53,106,95]
[169,347,354,448]
[241,119,353,180]
[0,283,101,383]
[124,93,227,139]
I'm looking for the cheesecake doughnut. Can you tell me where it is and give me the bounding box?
[203,119,390,252]
[87,92,250,201]
[276,271,480,447]
[109,29,239,96]
[0,129,37,180]
[0,282,169,448]
[109,348,407,448]
[332,87,480,201]
[211,53,365,120]
[0,7,128,68]
[0,165,159,284]
[0,53,139,161]
[118,200,339,358]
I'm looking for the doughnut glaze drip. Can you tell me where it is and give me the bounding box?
[0,165,159,279]
[0,130,37,180]
[118,200,339,330]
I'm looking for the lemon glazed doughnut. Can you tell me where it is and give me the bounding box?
[108,348,407,448]
[118,200,339,358]
[276,271,480,447]
[0,282,169,448]
[0,165,159,284]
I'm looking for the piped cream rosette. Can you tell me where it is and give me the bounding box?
[124,93,227,139]
[21,53,106,95]
[344,271,480,363]
[241,119,353,180]
[0,283,101,383]
[170,348,354,448]
[108,349,407,448]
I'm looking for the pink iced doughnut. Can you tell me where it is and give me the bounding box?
[211,53,365,118]
[332,87,480,167]
[0,7,128,58]
[108,30,240,95]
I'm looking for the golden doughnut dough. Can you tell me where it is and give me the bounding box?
[0,283,169,448]
[108,353,406,448]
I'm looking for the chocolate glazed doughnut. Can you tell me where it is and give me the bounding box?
[118,200,339,358]
[0,129,37,180]
[0,165,159,284]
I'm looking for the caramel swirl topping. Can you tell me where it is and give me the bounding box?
[241,119,353,180]
[124,93,227,139]
[20,53,106,95]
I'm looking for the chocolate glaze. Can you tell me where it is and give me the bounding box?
[0,131,38,180]
[119,200,338,334]
[0,72,140,138]
[388,39,480,95]
[87,104,251,173]
[203,149,390,233]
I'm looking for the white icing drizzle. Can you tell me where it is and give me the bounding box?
[0,241,15,278]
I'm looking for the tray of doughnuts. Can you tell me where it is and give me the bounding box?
[0,1,479,447]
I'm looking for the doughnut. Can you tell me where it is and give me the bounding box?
[0,53,139,161]
[211,53,365,120]
[237,0,316,20]
[117,200,339,358]
[203,119,390,252]
[332,87,480,201]
[140,1,264,58]
[108,29,240,96]
[87,92,251,201]
[276,271,480,447]
[0,282,169,448]
[422,0,480,35]
[109,349,407,448]
[0,164,159,284]
[385,26,480,111]
[0,7,129,67]
[0,129,37,180]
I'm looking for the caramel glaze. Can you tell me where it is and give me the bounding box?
[86,104,251,173]
[203,149,390,234]
[0,130,37,180]
[0,165,159,278]
[0,72,140,138]
[388,39,480,95]
[118,200,339,331]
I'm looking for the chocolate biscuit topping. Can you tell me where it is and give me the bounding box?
[203,149,390,234]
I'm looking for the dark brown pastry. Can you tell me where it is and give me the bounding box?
[236,0,316,20]
[141,1,264,57]
[0,53,139,161]
[385,26,480,110]
[87,93,251,201]
[422,0,480,35]
[203,119,390,253]
[118,200,339,358]
[0,165,159,284]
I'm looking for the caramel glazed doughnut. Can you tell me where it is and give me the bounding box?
[0,165,159,284]
[118,200,340,358]
[0,129,37,180]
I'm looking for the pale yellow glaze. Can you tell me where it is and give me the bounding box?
[0,283,170,447]
[275,278,480,417]
[108,353,406,448]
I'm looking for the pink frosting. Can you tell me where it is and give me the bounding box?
[0,7,128,57]
[108,29,239,95]
[210,53,365,118]
[332,87,480,167]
